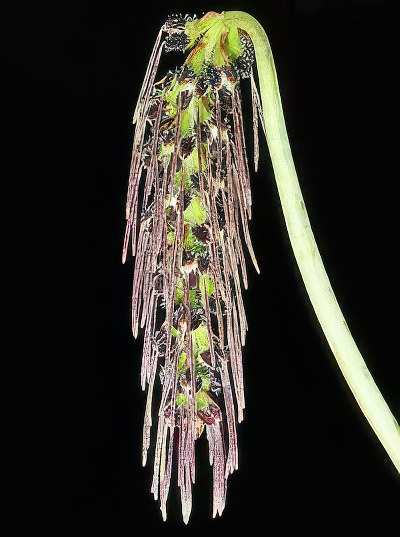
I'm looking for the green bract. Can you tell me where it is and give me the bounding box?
[183,196,207,225]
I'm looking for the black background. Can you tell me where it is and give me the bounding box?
[11,0,399,532]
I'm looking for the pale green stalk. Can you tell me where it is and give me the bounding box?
[221,11,400,471]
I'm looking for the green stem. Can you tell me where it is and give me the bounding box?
[223,11,400,471]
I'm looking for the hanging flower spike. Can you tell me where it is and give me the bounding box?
[124,13,263,523]
[124,11,400,524]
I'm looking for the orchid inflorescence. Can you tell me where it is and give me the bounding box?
[123,10,400,524]
[123,13,263,522]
